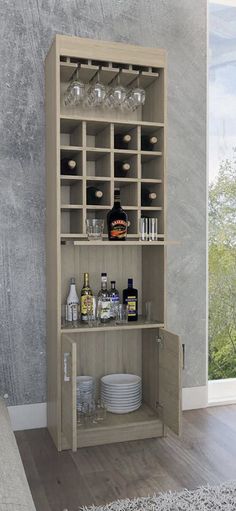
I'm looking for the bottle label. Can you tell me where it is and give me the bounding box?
[100,300,111,320]
[110,296,120,318]
[80,295,93,319]
[110,219,127,239]
[126,295,137,317]
[66,302,78,321]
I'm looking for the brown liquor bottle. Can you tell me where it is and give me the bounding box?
[107,189,128,241]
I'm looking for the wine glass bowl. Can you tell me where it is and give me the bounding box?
[111,84,127,108]
[64,79,85,106]
[86,81,107,107]
[124,86,146,111]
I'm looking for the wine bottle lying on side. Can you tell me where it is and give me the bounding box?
[61,158,77,175]
[114,133,132,150]
[87,186,104,205]
[114,161,131,178]
[141,188,157,206]
[141,135,158,151]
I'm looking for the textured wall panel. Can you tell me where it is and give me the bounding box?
[0,0,207,405]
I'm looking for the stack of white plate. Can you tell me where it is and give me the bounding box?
[101,374,142,414]
[76,375,95,412]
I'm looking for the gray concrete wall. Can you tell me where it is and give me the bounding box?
[0,0,207,406]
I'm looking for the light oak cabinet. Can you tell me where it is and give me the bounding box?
[45,35,182,452]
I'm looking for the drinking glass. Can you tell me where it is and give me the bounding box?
[64,78,85,106]
[61,304,68,326]
[125,86,146,111]
[116,304,128,324]
[86,219,104,241]
[144,301,153,322]
[106,84,127,109]
[86,71,107,107]
[149,217,158,241]
[95,399,107,422]
[139,217,149,241]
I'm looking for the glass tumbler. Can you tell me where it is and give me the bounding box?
[139,217,149,241]
[116,304,128,324]
[149,217,158,241]
[86,219,104,241]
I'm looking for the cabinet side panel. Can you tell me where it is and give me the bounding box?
[142,246,164,323]
[45,42,61,449]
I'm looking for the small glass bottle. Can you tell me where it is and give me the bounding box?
[109,280,120,319]
[123,278,138,322]
[97,273,111,323]
[107,189,128,241]
[80,272,93,322]
[66,277,79,322]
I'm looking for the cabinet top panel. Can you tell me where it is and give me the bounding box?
[50,34,167,68]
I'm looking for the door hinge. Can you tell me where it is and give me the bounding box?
[156,335,164,348]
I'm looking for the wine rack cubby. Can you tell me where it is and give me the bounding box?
[46,35,181,452]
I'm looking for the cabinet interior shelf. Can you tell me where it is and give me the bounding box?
[60,115,165,128]
[61,317,164,334]
[60,237,166,246]
[75,403,163,448]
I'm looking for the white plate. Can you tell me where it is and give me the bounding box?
[101,394,142,401]
[103,400,141,407]
[106,403,142,414]
[102,397,142,403]
[101,382,142,392]
[76,376,94,382]
[101,389,142,395]
[101,387,141,394]
[101,374,141,386]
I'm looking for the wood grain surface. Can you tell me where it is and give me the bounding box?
[16,405,236,511]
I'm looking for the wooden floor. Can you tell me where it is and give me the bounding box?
[16,405,236,511]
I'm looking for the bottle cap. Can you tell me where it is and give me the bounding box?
[68,159,76,169]
[150,136,157,144]
[114,188,120,200]
[111,280,116,285]
[95,190,103,198]
[128,278,133,287]
[123,134,131,142]
[122,163,130,171]
[149,192,157,200]
[70,277,75,284]
[101,272,107,277]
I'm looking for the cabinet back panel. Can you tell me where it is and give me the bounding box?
[75,330,142,397]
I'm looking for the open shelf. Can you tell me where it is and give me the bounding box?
[60,115,164,129]
[60,236,166,245]
[76,403,163,448]
[61,317,164,333]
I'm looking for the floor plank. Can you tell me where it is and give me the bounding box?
[15,405,236,511]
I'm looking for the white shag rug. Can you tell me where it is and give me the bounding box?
[81,481,236,511]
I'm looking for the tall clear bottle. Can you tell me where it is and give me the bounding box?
[97,273,111,323]
[109,280,120,319]
[66,277,79,322]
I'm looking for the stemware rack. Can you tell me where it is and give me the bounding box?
[46,35,182,452]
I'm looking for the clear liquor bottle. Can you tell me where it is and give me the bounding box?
[109,280,120,318]
[97,273,111,323]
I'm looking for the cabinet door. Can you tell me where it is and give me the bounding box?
[61,335,77,451]
[159,328,182,435]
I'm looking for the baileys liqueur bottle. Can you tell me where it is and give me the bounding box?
[107,189,128,241]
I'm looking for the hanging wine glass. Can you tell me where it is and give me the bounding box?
[124,73,146,111]
[86,69,107,107]
[64,65,86,107]
[105,71,127,109]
